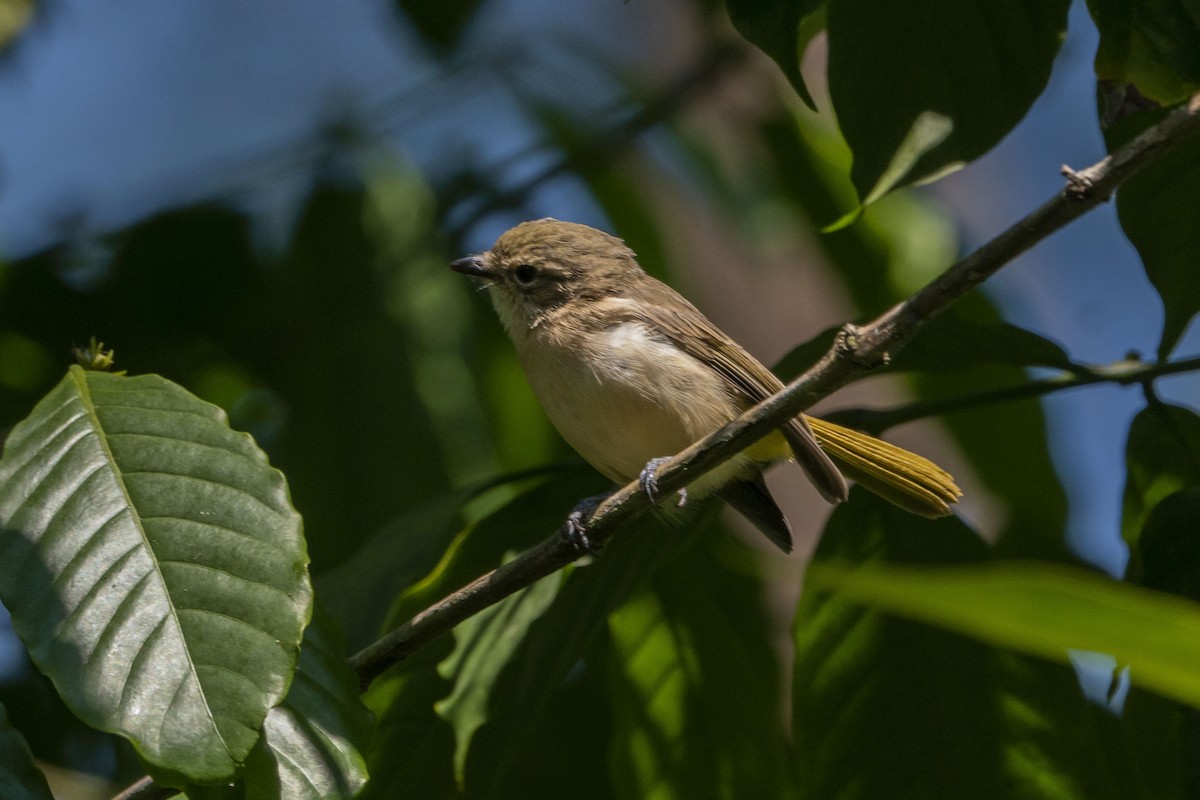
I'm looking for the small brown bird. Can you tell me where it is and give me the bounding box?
[452,219,960,552]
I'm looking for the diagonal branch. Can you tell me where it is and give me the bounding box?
[349,92,1200,687]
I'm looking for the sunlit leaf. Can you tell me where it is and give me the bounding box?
[827,0,1069,202]
[0,702,52,800]
[808,558,1200,710]
[0,367,311,782]
[461,511,695,796]
[436,568,562,784]
[609,530,793,800]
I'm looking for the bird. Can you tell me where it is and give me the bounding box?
[451,218,960,552]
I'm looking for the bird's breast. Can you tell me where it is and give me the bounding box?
[515,319,747,489]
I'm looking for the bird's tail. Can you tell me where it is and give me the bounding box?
[806,416,962,518]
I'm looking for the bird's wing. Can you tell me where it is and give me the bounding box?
[624,280,847,504]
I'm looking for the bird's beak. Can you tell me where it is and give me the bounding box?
[450,254,493,279]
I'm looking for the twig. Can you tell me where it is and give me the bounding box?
[350,93,1200,684]
[825,354,1200,433]
[112,776,176,800]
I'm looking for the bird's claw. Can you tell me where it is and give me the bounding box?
[639,457,688,508]
[564,494,606,555]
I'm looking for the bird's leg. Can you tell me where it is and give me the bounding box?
[638,457,688,508]
[565,493,609,554]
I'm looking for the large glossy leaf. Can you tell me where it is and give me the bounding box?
[1088,0,1200,104]
[0,702,52,800]
[241,607,373,800]
[808,557,1200,710]
[0,367,311,782]
[827,0,1070,202]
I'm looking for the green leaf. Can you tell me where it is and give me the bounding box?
[1121,402,1200,570]
[608,530,793,800]
[889,314,1077,372]
[242,607,374,800]
[378,465,605,633]
[0,702,53,800]
[0,367,311,782]
[359,643,457,800]
[317,487,472,652]
[725,0,826,108]
[436,568,563,784]
[774,315,1075,384]
[1088,0,1200,104]
[794,493,1016,799]
[460,512,693,796]
[827,0,1070,202]
[1108,108,1200,358]
[796,495,1190,799]
[807,557,1200,711]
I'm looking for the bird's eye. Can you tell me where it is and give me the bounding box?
[513,264,538,285]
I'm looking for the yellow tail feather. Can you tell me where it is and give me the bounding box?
[806,416,962,518]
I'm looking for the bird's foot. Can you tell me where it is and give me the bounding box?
[565,494,608,555]
[638,457,688,508]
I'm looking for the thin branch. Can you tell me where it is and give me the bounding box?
[351,93,1200,685]
[825,354,1200,433]
[112,777,175,800]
